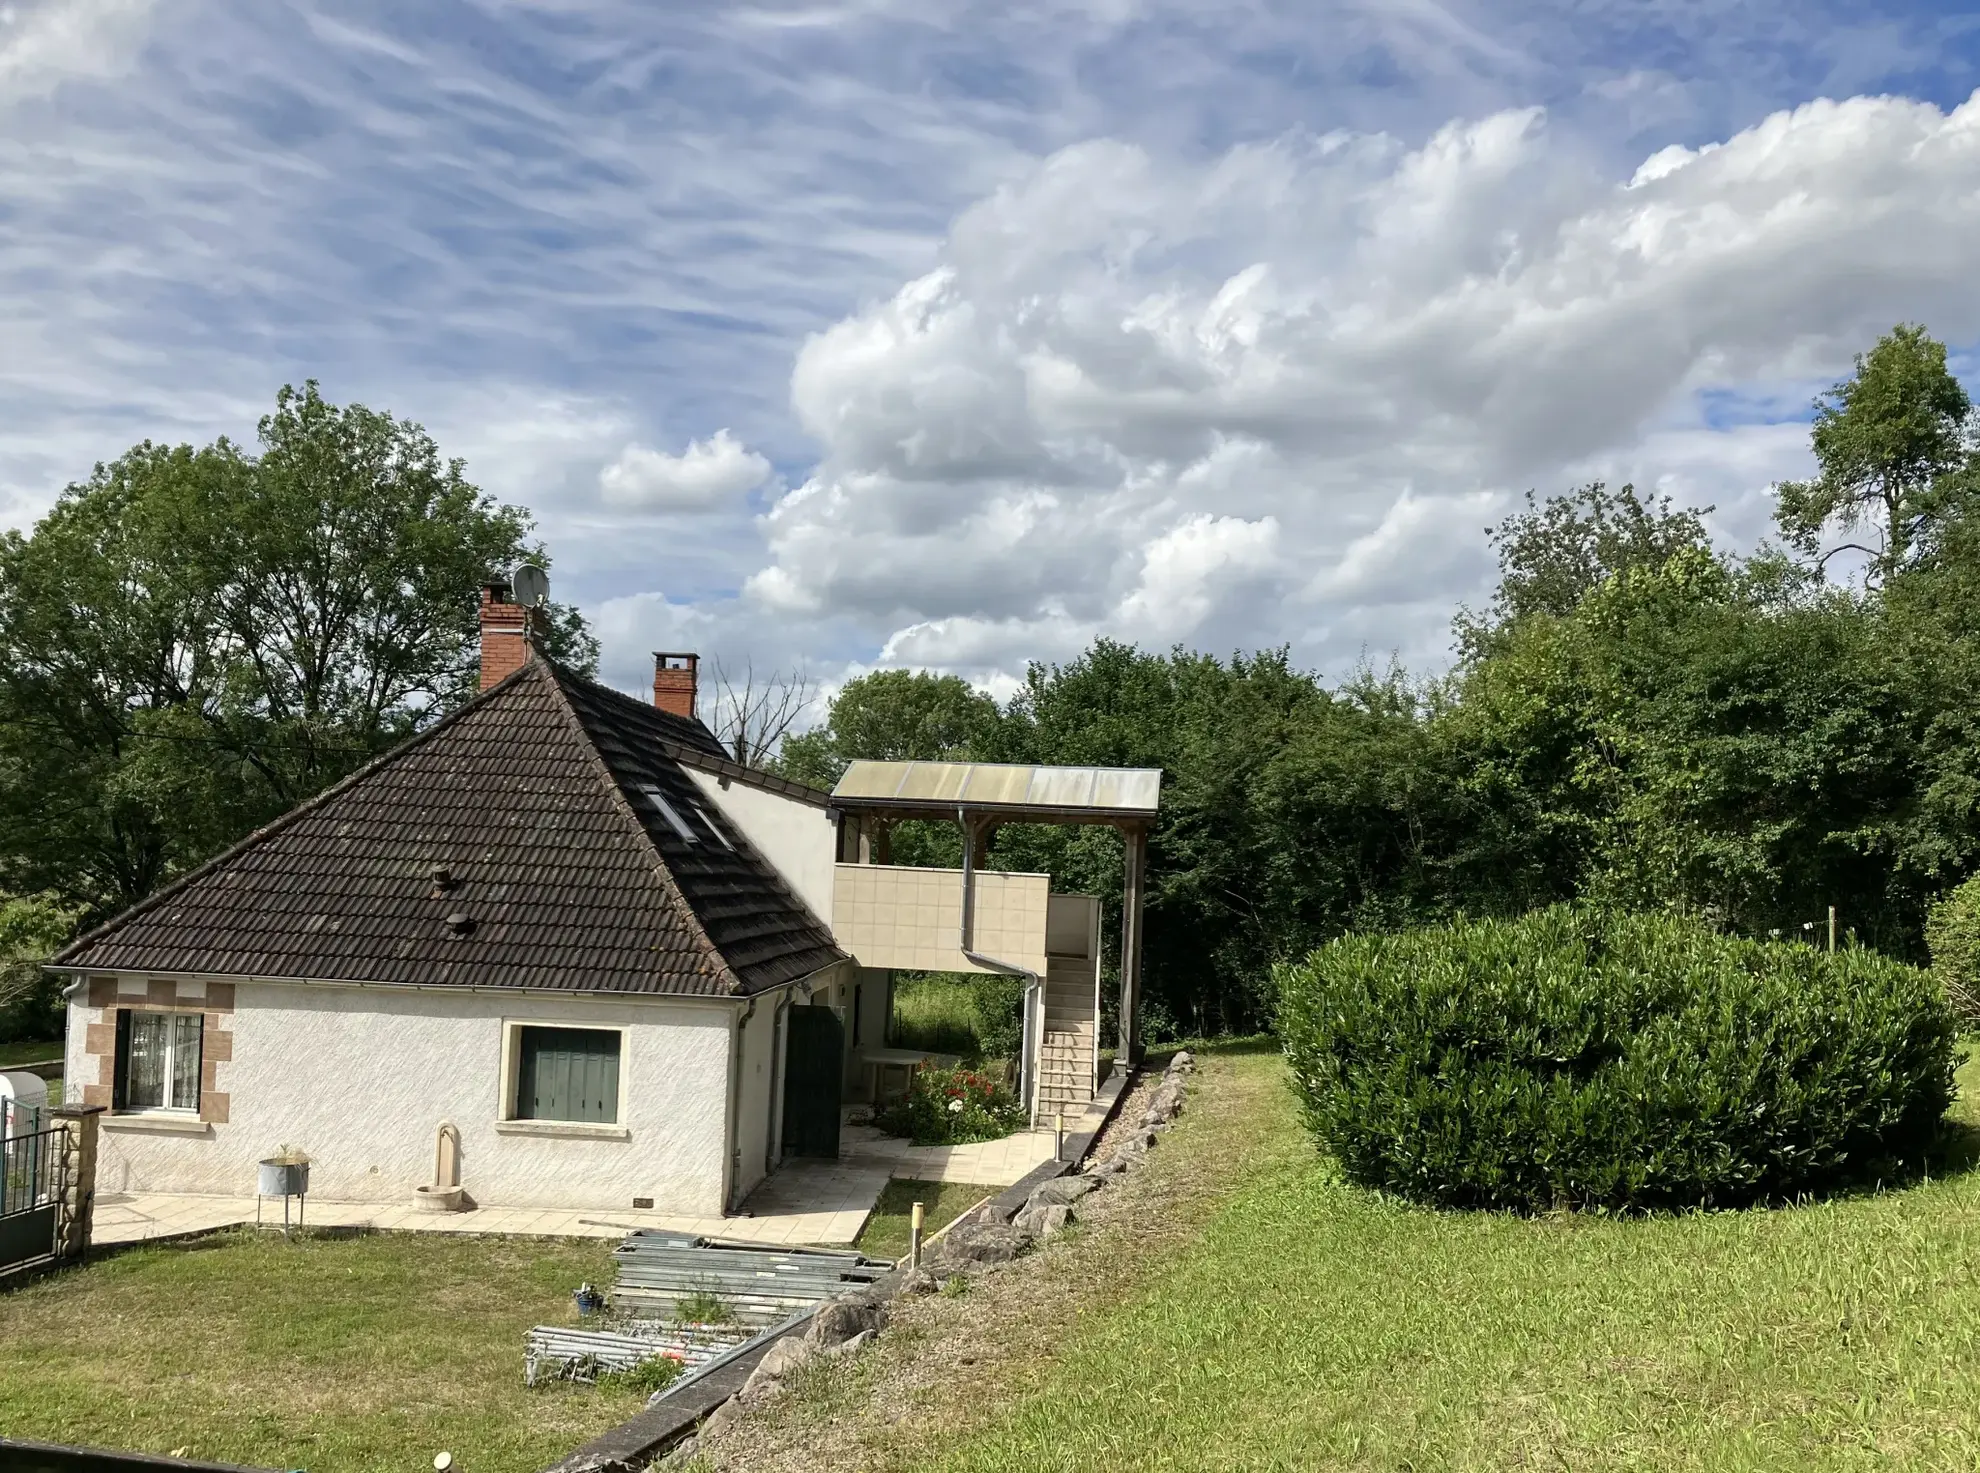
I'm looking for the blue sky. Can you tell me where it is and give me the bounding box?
[6,0,1980,702]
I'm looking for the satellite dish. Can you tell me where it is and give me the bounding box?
[510,564,551,608]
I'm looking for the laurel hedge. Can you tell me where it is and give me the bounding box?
[1279,907,1959,1212]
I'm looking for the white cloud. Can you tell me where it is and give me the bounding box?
[0,0,155,105]
[6,2,1980,700]
[599,430,774,512]
[741,90,1980,682]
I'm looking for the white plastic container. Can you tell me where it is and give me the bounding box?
[0,1070,50,1137]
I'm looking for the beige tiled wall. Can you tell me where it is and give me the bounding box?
[833,864,1049,976]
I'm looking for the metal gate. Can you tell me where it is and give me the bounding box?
[781,1005,843,1159]
[0,1124,62,1269]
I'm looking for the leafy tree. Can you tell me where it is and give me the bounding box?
[0,383,593,919]
[991,642,1428,1037]
[776,669,1000,788]
[1775,323,1974,579]
[1459,480,1714,652]
[0,894,79,1042]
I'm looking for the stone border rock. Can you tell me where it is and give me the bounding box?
[547,1052,1200,1472]
[920,1051,1192,1279]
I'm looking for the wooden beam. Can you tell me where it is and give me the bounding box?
[1119,824,1147,1066]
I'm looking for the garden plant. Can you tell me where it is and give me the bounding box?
[1279,905,1960,1212]
[875,1063,1029,1146]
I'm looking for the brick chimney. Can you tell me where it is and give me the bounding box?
[479,583,532,690]
[654,652,698,719]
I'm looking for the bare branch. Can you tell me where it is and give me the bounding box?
[708,658,815,767]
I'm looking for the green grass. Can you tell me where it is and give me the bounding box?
[889,974,983,1057]
[854,1178,1001,1262]
[0,1036,62,1069]
[0,1227,646,1472]
[918,1042,1980,1472]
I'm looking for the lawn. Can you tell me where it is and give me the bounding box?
[0,1036,63,1069]
[854,1178,1001,1262]
[915,1043,1980,1471]
[0,1228,645,1472]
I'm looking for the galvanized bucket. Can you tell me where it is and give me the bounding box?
[258,1158,309,1198]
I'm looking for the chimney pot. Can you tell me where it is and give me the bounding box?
[653,652,699,720]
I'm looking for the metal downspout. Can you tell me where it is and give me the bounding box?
[958,807,1043,1123]
[725,995,759,1214]
[766,991,793,1176]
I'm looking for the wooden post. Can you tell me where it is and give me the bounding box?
[1055,1111,1065,1162]
[909,1201,925,1269]
[1828,905,1837,953]
[1119,824,1147,1067]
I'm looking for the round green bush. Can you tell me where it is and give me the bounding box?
[1926,874,1980,1028]
[1278,906,1959,1212]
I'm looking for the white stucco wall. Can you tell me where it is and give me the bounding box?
[732,992,779,1203]
[70,982,739,1213]
[687,772,838,923]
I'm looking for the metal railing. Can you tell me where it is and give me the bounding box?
[1,1125,58,1219]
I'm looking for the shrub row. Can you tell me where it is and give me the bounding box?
[1278,906,1958,1212]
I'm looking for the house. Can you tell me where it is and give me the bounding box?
[50,583,1157,1218]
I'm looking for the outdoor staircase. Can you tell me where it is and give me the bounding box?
[1036,953,1099,1118]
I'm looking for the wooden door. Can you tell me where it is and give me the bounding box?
[781,1006,843,1158]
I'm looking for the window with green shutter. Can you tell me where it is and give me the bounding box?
[516,1026,621,1124]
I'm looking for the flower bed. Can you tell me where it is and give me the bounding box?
[874,1063,1029,1145]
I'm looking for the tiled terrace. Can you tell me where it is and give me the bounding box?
[90,1108,1103,1252]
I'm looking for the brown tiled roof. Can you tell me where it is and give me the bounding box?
[52,659,845,997]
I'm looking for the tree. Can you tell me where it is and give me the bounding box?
[708,660,815,768]
[0,894,79,1043]
[0,382,593,918]
[775,669,1000,787]
[1775,323,1974,580]
[1460,480,1714,652]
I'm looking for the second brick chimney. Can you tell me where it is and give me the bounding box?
[479,583,532,690]
[654,652,698,720]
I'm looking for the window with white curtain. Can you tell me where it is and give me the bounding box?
[121,1011,203,1112]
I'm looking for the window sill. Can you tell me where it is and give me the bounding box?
[494,1119,630,1142]
[103,1112,213,1137]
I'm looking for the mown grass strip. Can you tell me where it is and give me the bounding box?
[923,1047,1980,1472]
[0,1227,639,1473]
[855,1179,1001,1262]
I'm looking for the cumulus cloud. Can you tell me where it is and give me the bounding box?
[8,0,1980,700]
[742,91,1980,681]
[599,430,774,512]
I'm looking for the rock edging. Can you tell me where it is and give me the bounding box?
[634,1051,1198,1470]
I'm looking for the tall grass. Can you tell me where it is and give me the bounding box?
[890,973,1024,1063]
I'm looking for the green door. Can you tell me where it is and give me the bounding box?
[782,1006,843,1158]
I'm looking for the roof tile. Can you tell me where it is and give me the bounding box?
[54,659,844,997]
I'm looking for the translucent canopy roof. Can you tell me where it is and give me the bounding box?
[831,761,1161,822]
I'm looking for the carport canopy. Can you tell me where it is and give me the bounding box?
[829,760,1161,1062]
